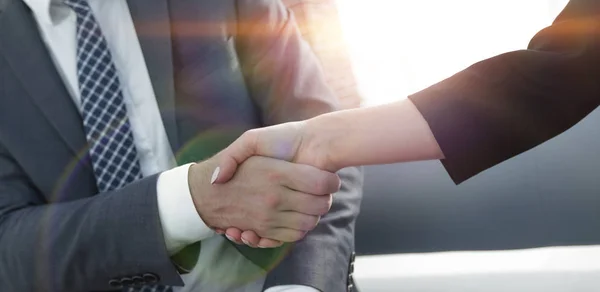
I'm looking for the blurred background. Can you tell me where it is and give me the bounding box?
[337,0,571,106]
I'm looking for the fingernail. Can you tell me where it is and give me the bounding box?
[211,167,220,184]
[225,234,235,242]
[241,237,252,247]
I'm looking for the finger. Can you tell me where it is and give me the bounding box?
[240,230,284,248]
[280,190,333,216]
[257,238,284,249]
[281,164,341,195]
[213,131,258,184]
[224,228,243,245]
[227,237,244,245]
[275,212,321,231]
[262,228,307,243]
[214,228,225,235]
[225,227,242,239]
[240,230,261,247]
[241,238,257,248]
[212,158,237,185]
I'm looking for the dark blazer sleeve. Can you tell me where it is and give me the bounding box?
[409,0,600,184]
[233,1,363,291]
[0,143,183,291]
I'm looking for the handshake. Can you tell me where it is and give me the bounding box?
[189,100,442,248]
[189,119,341,249]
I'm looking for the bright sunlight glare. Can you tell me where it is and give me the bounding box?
[335,0,570,106]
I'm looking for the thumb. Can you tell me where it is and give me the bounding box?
[211,131,257,184]
[210,155,238,184]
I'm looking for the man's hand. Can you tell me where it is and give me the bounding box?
[189,156,340,245]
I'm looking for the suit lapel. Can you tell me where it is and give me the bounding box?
[0,0,180,157]
[0,1,87,157]
[127,0,180,152]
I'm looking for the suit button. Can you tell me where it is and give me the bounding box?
[132,275,144,287]
[143,273,160,284]
[121,277,133,287]
[348,283,354,291]
[349,262,354,273]
[108,279,123,289]
[351,251,356,262]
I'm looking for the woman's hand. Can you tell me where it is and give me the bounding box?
[212,120,334,185]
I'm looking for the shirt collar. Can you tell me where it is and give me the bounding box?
[23,0,68,26]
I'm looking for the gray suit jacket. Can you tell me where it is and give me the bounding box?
[282,0,361,109]
[0,0,363,291]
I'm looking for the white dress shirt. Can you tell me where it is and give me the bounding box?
[23,0,316,291]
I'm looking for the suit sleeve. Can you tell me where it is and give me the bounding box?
[233,1,363,291]
[409,0,600,184]
[0,139,183,291]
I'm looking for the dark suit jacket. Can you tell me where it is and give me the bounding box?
[410,0,600,184]
[0,0,363,291]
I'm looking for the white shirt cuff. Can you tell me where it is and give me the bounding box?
[264,285,320,292]
[157,163,215,255]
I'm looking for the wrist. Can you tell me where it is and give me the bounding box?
[188,160,223,230]
[157,164,216,254]
[304,114,341,172]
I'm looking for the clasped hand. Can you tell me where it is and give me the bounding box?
[208,120,338,248]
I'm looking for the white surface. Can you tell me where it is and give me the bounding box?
[354,245,600,291]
